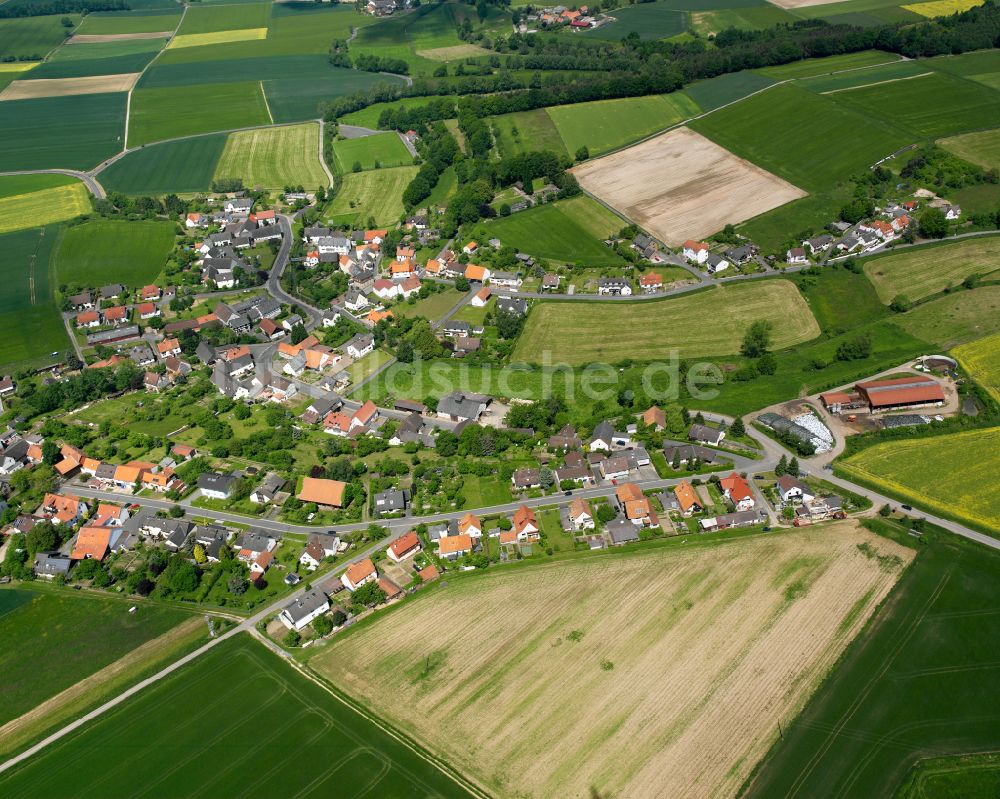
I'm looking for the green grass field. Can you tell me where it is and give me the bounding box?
[683,69,775,111]
[54,219,175,287]
[547,93,700,156]
[939,127,1000,170]
[0,92,126,171]
[215,122,327,189]
[791,264,888,334]
[863,236,1000,303]
[0,588,189,727]
[129,82,270,146]
[689,4,795,35]
[392,288,464,320]
[177,2,270,34]
[48,37,166,62]
[425,163,457,207]
[0,180,89,235]
[266,68,407,123]
[745,517,1000,797]
[953,329,1000,403]
[514,279,820,363]
[0,225,68,370]
[97,132,227,195]
[839,429,1000,536]
[584,1,688,39]
[0,16,79,59]
[829,70,1000,138]
[897,752,1000,799]
[690,83,912,192]
[0,634,476,798]
[74,11,180,34]
[324,165,418,226]
[481,194,625,266]
[0,173,76,198]
[492,108,567,157]
[756,49,900,79]
[24,48,162,79]
[894,285,1000,350]
[332,131,412,171]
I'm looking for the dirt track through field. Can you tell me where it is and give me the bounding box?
[0,617,203,755]
[572,126,806,246]
[313,522,912,799]
[0,73,141,100]
[767,0,849,9]
[67,32,173,43]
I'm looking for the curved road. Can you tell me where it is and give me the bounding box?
[0,169,105,199]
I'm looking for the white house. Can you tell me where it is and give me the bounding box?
[682,240,710,264]
[777,474,815,504]
[386,531,421,562]
[344,334,374,359]
[567,499,594,531]
[299,535,338,570]
[342,558,378,591]
[786,247,809,265]
[471,286,491,307]
[705,254,729,274]
[278,590,330,631]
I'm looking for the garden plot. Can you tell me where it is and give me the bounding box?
[572,126,806,245]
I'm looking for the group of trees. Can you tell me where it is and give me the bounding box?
[93,192,188,220]
[328,36,410,74]
[0,0,125,17]
[18,362,143,417]
[401,123,462,210]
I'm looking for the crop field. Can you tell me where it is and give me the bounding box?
[0,92,126,171]
[0,173,77,198]
[177,2,271,34]
[492,108,567,157]
[903,0,984,15]
[324,165,418,226]
[215,123,327,189]
[0,588,190,728]
[585,1,688,39]
[547,93,700,156]
[689,4,795,34]
[798,59,929,93]
[0,182,89,235]
[939,127,1000,170]
[0,72,140,100]
[691,83,911,192]
[0,635,476,798]
[757,49,900,79]
[54,219,174,286]
[265,69,407,123]
[746,517,1000,797]
[793,0,922,24]
[49,37,165,61]
[862,236,1000,303]
[895,286,1000,349]
[840,429,1000,536]
[513,279,820,363]
[0,16,80,59]
[75,12,180,35]
[829,70,1000,138]
[97,132,227,195]
[0,226,67,369]
[683,69,775,110]
[484,194,626,266]
[313,522,911,799]
[167,28,268,49]
[129,82,270,145]
[332,131,412,171]
[574,126,806,245]
[953,330,1000,403]
[897,752,1000,799]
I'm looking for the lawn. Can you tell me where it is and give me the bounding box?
[513,279,820,363]
[862,236,1000,303]
[0,16,80,60]
[840,428,1000,536]
[332,131,412,171]
[0,634,477,798]
[74,11,180,34]
[97,132,227,195]
[830,70,1000,138]
[953,328,1000,403]
[683,69,775,111]
[939,126,1000,170]
[392,288,464,320]
[0,588,190,727]
[345,348,393,385]
[584,1,689,39]
[0,225,68,371]
[0,181,90,235]
[311,522,911,799]
[756,49,900,79]
[481,194,626,267]
[492,108,567,158]
[68,391,192,436]
[0,92,127,171]
[690,83,912,192]
[54,219,175,287]
[895,285,1000,350]
[324,165,418,226]
[215,122,327,189]
[128,82,270,146]
[546,93,700,156]
[745,517,1000,797]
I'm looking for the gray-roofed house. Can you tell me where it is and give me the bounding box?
[34,552,71,578]
[198,471,236,500]
[724,244,755,265]
[496,296,528,316]
[511,468,541,490]
[436,391,491,422]
[279,589,330,631]
[688,423,725,446]
[374,488,408,516]
[250,472,285,504]
[607,517,640,545]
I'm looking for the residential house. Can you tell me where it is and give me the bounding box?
[606,517,640,545]
[437,391,491,423]
[465,264,490,283]
[37,493,88,526]
[438,533,473,561]
[720,472,755,511]
[76,310,100,329]
[299,535,338,570]
[457,511,482,538]
[641,406,666,431]
[387,530,421,562]
[616,483,657,527]
[777,474,814,504]
[511,505,540,542]
[373,278,400,300]
[803,234,833,253]
[724,244,756,265]
[344,333,375,359]
[33,552,71,579]
[597,278,631,296]
[699,509,761,532]
[471,286,491,307]
[71,527,112,561]
[197,472,236,500]
[548,423,582,451]
[674,480,702,517]
[298,476,347,509]
[705,254,729,274]
[664,443,717,465]
[342,558,378,591]
[600,456,631,481]
[541,273,560,291]
[683,240,710,264]
[688,423,725,446]
[638,272,663,293]
[374,488,407,517]
[566,498,594,531]
[491,271,522,289]
[511,468,541,491]
[496,296,527,316]
[786,247,809,265]
[250,472,285,504]
[589,420,630,451]
[279,590,331,631]
[343,289,369,313]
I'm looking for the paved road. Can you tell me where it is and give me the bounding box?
[270,214,323,327]
[0,169,105,199]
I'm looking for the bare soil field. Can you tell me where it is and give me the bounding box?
[416,44,491,60]
[312,521,912,799]
[67,32,173,43]
[572,126,806,245]
[768,0,849,9]
[0,72,140,100]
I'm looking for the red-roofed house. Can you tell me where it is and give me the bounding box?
[639,273,663,293]
[71,526,112,561]
[104,306,128,325]
[458,512,482,538]
[76,310,100,328]
[682,240,710,264]
[387,531,421,562]
[511,505,540,542]
[343,557,378,591]
[140,285,160,301]
[720,472,755,511]
[137,302,159,320]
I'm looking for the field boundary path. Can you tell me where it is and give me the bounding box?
[318,119,334,188]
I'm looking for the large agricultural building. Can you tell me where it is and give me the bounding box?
[823,375,946,414]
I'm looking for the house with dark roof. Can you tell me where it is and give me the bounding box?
[279,590,330,631]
